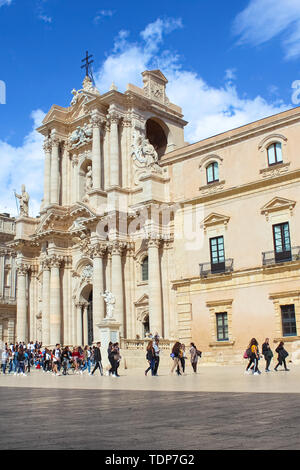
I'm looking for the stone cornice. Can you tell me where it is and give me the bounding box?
[178,168,300,206]
[160,105,300,166]
[172,260,300,289]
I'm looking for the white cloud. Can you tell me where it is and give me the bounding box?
[0,0,12,7]
[233,0,300,59]
[94,9,115,24]
[95,17,289,143]
[1,17,291,218]
[39,14,52,23]
[0,110,45,217]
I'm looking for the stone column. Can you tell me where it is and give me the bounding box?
[92,244,106,342]
[42,258,50,345]
[71,155,79,204]
[16,263,28,343]
[108,110,121,187]
[148,237,163,336]
[49,255,62,345]
[43,137,51,207]
[76,303,83,346]
[110,241,125,336]
[8,318,15,344]
[91,111,103,190]
[50,131,60,205]
[83,303,88,345]
[29,268,37,341]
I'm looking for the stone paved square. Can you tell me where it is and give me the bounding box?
[1,365,300,450]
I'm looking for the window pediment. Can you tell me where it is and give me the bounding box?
[258,133,288,150]
[261,197,296,219]
[201,213,230,231]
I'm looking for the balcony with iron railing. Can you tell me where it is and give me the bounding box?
[199,258,234,278]
[262,246,300,266]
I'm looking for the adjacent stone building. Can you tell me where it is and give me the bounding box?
[0,213,17,345]
[9,69,300,365]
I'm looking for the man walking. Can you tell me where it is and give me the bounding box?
[91,342,103,376]
[153,334,160,376]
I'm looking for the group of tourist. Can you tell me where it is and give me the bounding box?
[0,336,292,378]
[0,340,122,377]
[144,336,202,376]
[244,337,290,375]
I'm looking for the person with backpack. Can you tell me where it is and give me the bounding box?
[153,335,160,376]
[91,342,103,376]
[170,342,183,375]
[61,346,71,375]
[274,341,290,371]
[145,340,156,376]
[177,344,186,375]
[190,342,200,373]
[262,338,273,372]
[245,338,261,375]
[17,347,26,376]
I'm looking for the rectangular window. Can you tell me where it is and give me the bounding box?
[273,222,291,262]
[281,304,297,337]
[268,143,283,166]
[216,312,229,341]
[210,236,225,273]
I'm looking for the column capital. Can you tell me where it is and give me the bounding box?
[109,240,127,256]
[49,254,63,268]
[122,115,132,128]
[43,136,52,153]
[50,130,61,148]
[91,110,106,129]
[107,110,122,124]
[91,242,107,259]
[16,263,30,276]
[147,235,161,249]
[41,255,51,271]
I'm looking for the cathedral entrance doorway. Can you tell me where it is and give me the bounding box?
[80,284,93,346]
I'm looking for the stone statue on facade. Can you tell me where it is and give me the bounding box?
[102,290,116,319]
[69,123,93,149]
[15,184,29,217]
[85,165,93,192]
[131,133,162,173]
[70,76,100,107]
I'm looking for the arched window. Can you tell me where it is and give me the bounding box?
[141,256,149,281]
[206,162,219,184]
[267,143,283,166]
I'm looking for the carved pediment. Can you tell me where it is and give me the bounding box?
[201,213,230,230]
[134,294,149,307]
[261,197,296,218]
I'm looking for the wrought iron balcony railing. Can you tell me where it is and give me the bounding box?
[199,258,234,278]
[262,246,300,266]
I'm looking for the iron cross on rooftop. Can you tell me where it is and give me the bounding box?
[81,51,94,78]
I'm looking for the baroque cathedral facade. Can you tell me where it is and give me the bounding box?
[2,69,300,365]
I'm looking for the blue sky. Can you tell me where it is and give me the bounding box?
[1,0,300,215]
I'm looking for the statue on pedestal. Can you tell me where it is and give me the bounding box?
[102,290,116,319]
[15,184,29,217]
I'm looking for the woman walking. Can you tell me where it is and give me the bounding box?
[145,341,156,376]
[177,344,186,375]
[112,343,121,377]
[262,338,273,372]
[274,342,290,371]
[245,338,261,375]
[190,342,198,373]
[170,342,183,375]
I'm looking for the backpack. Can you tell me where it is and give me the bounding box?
[246,347,252,358]
[196,350,202,357]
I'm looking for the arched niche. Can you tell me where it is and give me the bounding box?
[78,157,92,201]
[146,118,168,159]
